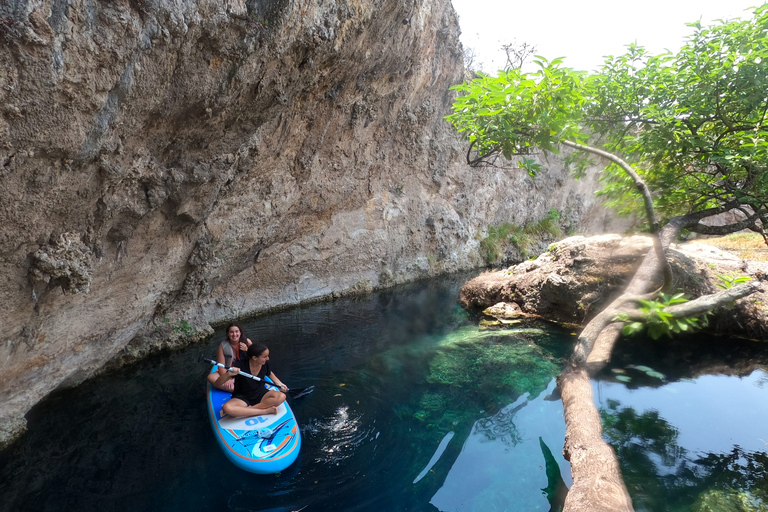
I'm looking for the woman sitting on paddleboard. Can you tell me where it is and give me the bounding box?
[215,343,288,418]
[207,323,253,392]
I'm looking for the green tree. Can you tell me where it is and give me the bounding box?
[447,8,768,239]
[447,6,768,512]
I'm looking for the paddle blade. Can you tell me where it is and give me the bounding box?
[288,386,314,399]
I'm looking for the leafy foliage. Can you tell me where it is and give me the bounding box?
[480,223,524,262]
[615,293,709,340]
[447,6,768,236]
[479,209,563,263]
[716,273,753,289]
[594,11,768,224]
[447,58,592,172]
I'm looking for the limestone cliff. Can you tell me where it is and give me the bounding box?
[0,0,622,447]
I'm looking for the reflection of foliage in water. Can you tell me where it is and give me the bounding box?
[601,398,685,467]
[601,399,768,512]
[691,449,768,512]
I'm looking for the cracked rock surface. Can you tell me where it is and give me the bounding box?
[0,0,625,447]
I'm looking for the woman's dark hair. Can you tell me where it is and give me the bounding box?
[247,342,268,358]
[225,323,244,341]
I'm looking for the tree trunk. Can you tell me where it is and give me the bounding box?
[557,239,665,511]
[557,217,764,512]
[558,365,633,511]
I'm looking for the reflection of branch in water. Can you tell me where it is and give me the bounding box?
[472,396,527,446]
[540,437,568,512]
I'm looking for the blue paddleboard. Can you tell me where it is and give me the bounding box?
[206,368,301,474]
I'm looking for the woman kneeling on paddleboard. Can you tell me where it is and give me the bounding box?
[215,343,288,418]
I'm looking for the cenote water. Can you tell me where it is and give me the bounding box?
[1,273,767,512]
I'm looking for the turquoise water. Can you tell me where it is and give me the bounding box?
[0,273,766,512]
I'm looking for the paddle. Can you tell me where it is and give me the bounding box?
[199,354,313,398]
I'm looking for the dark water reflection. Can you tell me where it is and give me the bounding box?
[1,273,767,512]
[600,334,768,511]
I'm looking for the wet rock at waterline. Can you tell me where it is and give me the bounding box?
[461,234,768,339]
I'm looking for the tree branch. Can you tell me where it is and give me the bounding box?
[621,282,762,320]
[561,140,673,288]
[687,209,765,235]
[561,140,658,233]
[663,200,743,238]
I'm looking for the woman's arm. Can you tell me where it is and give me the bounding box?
[237,338,252,352]
[268,372,288,392]
[214,367,239,387]
[215,344,227,375]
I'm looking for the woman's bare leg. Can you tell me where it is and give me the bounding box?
[257,390,287,408]
[222,398,278,418]
[207,372,234,392]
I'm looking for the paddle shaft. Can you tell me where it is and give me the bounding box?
[201,356,273,384]
[199,354,311,398]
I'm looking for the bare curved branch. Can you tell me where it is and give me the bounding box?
[687,211,766,236]
[620,282,762,320]
[560,140,658,233]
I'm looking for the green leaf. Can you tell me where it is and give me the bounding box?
[648,324,667,340]
[447,5,768,252]
[621,322,645,336]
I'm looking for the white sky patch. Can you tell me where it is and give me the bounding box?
[450,0,762,73]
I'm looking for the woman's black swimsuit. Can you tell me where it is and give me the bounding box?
[230,359,271,405]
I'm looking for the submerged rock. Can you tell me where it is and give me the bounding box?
[690,488,768,512]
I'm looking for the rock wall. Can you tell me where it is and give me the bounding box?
[0,0,624,446]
